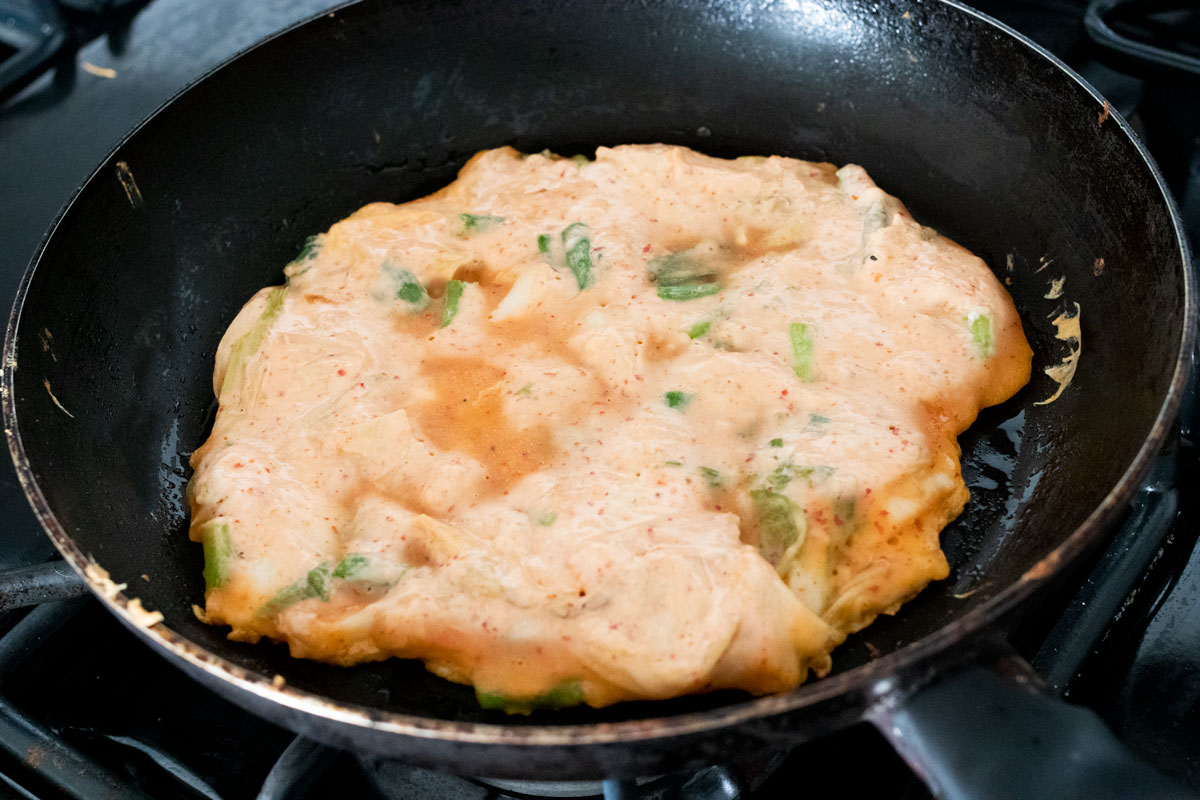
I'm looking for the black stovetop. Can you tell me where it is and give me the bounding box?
[0,1,1197,798]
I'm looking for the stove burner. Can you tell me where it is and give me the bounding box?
[360,757,779,800]
[0,0,150,105]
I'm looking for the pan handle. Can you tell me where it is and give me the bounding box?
[868,650,1192,800]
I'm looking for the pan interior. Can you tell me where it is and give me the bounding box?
[7,0,1186,728]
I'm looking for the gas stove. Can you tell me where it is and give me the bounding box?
[0,1,1196,798]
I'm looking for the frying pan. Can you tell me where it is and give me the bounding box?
[3,0,1195,796]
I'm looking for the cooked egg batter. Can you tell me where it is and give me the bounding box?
[188,145,1031,711]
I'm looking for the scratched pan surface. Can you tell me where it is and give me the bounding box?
[3,0,1193,780]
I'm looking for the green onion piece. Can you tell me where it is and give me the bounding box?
[535,511,558,526]
[476,681,585,714]
[261,561,332,615]
[452,213,505,237]
[664,390,693,409]
[220,286,286,398]
[515,383,533,398]
[571,154,590,167]
[647,252,718,287]
[807,414,831,429]
[687,320,712,339]
[658,283,721,301]
[789,322,815,382]
[286,234,322,276]
[306,563,331,602]
[333,553,369,580]
[769,438,784,448]
[765,462,820,491]
[699,466,723,488]
[261,583,309,615]
[664,461,682,467]
[968,310,995,357]
[441,279,465,327]
[201,521,234,591]
[561,222,593,290]
[537,233,551,254]
[750,488,802,565]
[393,268,430,311]
[295,234,321,262]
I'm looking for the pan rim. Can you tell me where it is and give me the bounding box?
[2,0,1195,750]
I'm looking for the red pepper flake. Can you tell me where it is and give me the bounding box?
[643,244,652,253]
[337,369,346,376]
[233,462,244,469]
[781,389,789,396]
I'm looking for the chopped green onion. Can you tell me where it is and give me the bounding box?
[286,234,322,276]
[476,681,585,714]
[648,252,718,287]
[295,234,321,262]
[658,283,721,301]
[750,488,803,565]
[699,466,723,488]
[515,383,533,398]
[201,521,234,591]
[261,583,308,615]
[769,438,784,448]
[664,461,683,467]
[220,286,286,398]
[789,322,815,382]
[261,562,333,615]
[393,268,430,311]
[687,320,712,339]
[452,213,505,237]
[441,279,465,327]
[807,414,832,429]
[571,154,590,167]
[648,247,723,301]
[767,462,811,491]
[968,310,995,357]
[535,511,558,526]
[333,553,369,580]
[537,233,551,254]
[561,222,593,290]
[664,390,693,409]
[306,563,331,601]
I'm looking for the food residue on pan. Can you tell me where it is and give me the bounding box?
[127,598,164,628]
[42,379,74,418]
[81,62,117,79]
[1044,276,1065,300]
[187,144,1032,711]
[115,161,144,208]
[84,561,163,627]
[1036,302,1081,406]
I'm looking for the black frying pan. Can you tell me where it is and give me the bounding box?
[4,0,1195,796]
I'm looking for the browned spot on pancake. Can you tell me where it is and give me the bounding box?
[451,262,490,284]
[391,308,439,338]
[403,537,435,567]
[416,356,554,491]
